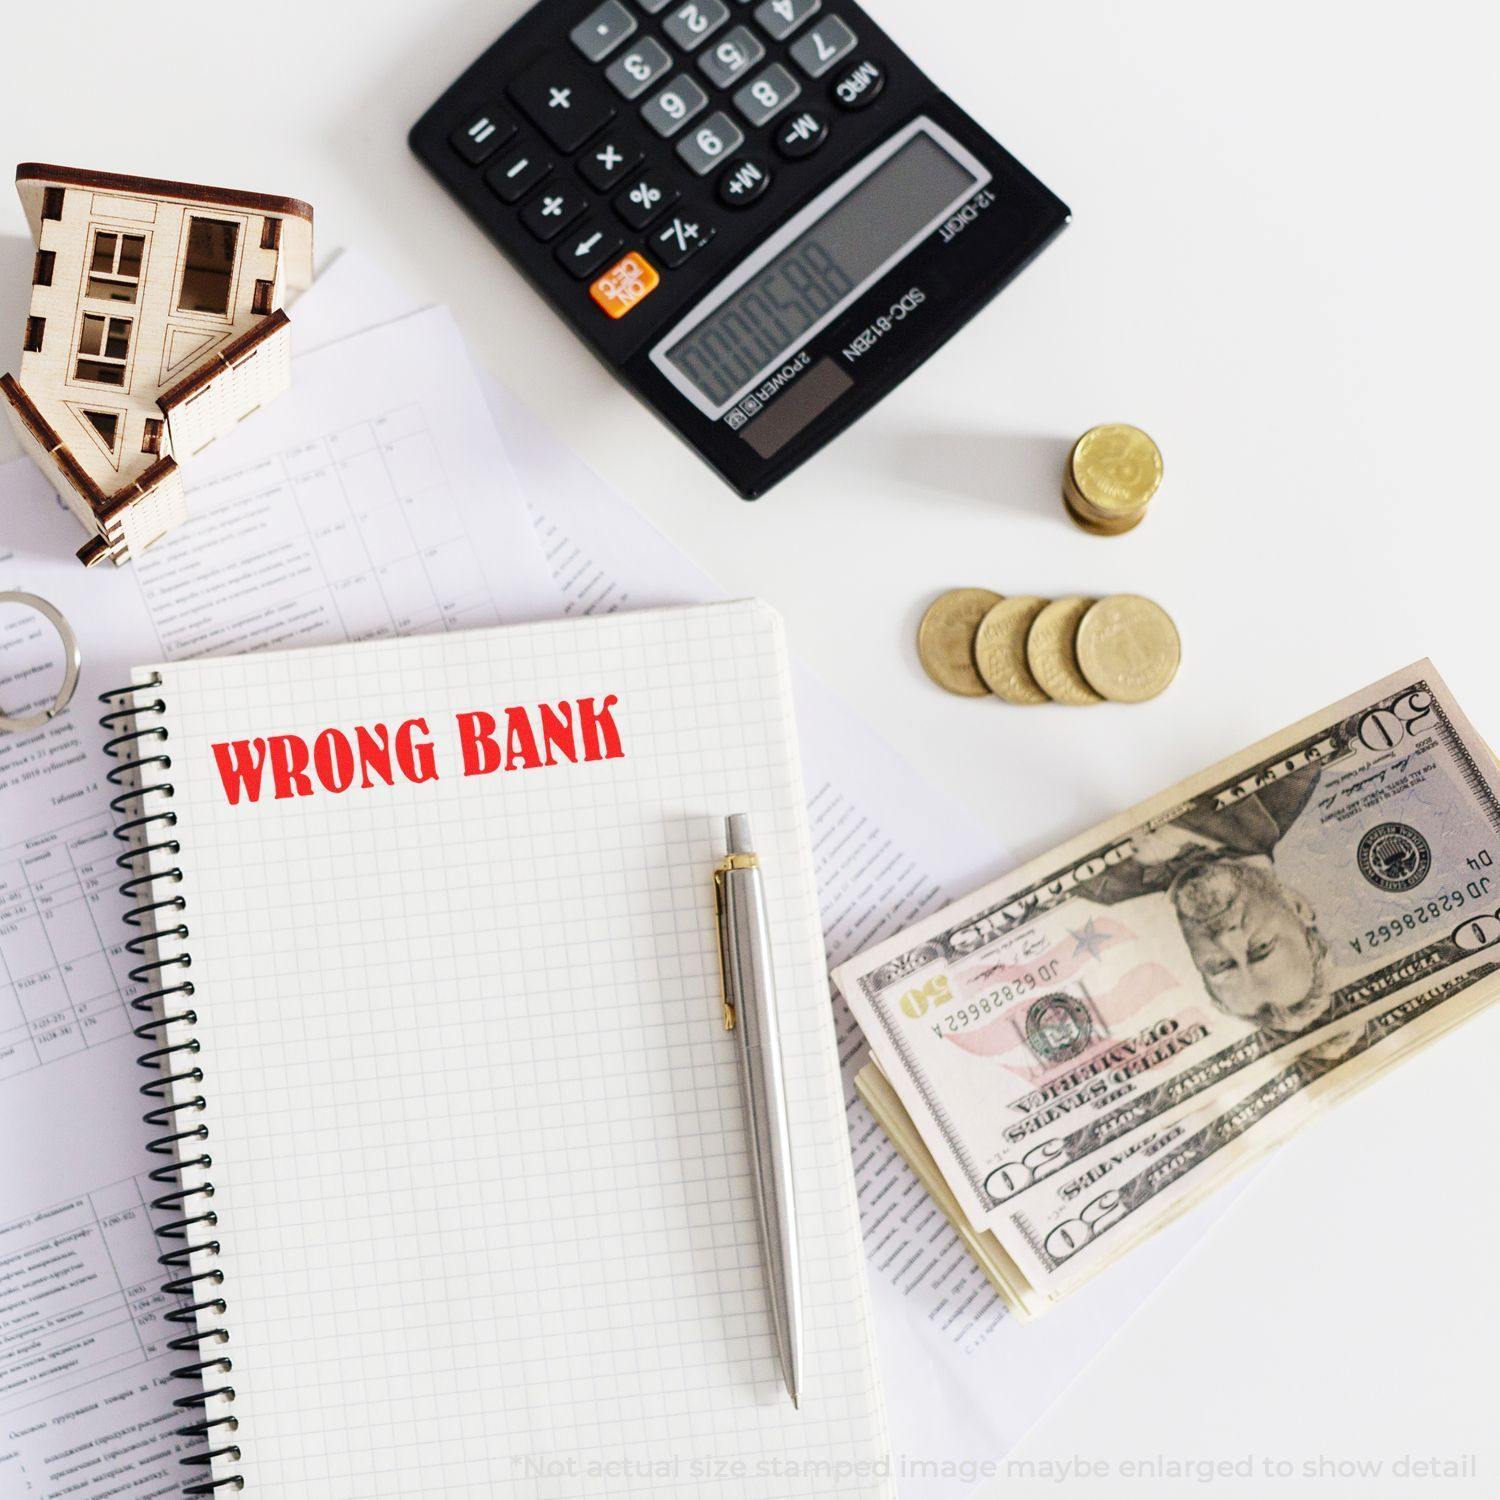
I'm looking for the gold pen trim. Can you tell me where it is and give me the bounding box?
[714,853,760,1031]
[712,867,735,1031]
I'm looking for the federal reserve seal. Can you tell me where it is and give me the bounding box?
[1357,822,1432,892]
[1024,993,1093,1065]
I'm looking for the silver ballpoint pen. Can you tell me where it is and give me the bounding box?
[714,814,803,1408]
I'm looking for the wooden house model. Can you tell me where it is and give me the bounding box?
[2,164,313,567]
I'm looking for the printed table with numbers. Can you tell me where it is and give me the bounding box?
[0,815,133,1078]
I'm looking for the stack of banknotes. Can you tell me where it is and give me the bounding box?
[834,662,1500,1317]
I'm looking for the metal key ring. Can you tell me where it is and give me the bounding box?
[0,592,82,733]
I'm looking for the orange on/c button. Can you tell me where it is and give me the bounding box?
[589,252,660,319]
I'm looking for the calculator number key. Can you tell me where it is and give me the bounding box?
[676,112,744,176]
[699,25,765,88]
[520,186,589,241]
[754,0,820,41]
[642,76,709,137]
[450,106,515,164]
[732,64,800,126]
[662,0,730,52]
[790,16,856,78]
[483,144,552,203]
[508,55,616,151]
[615,172,681,229]
[569,0,637,63]
[557,221,624,278]
[590,252,661,319]
[606,37,673,100]
[578,133,643,190]
[652,213,715,268]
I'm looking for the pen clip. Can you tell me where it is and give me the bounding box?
[713,866,735,1031]
[714,852,760,1032]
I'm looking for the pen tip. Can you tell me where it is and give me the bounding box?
[726,813,753,856]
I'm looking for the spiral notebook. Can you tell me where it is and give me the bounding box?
[105,600,892,1497]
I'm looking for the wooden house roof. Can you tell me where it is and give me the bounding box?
[15,162,314,289]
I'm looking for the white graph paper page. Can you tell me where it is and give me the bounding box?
[282,251,1251,1493]
[137,601,892,1498]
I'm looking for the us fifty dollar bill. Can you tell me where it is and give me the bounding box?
[832,662,1500,1307]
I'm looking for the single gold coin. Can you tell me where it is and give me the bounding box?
[1075,595,1181,703]
[974,596,1050,705]
[1067,425,1163,521]
[1026,597,1104,706]
[917,588,1003,696]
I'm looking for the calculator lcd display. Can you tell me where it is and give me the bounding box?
[654,120,989,421]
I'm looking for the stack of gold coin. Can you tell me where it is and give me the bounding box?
[918,589,1180,705]
[1062,424,1163,535]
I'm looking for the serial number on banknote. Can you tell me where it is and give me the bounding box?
[1352,872,1494,953]
[904,960,1066,1037]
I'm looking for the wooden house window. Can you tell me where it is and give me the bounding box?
[142,417,163,455]
[41,186,64,220]
[86,230,146,302]
[23,316,45,353]
[177,217,240,316]
[75,313,133,385]
[260,217,282,250]
[83,410,120,453]
[33,249,55,286]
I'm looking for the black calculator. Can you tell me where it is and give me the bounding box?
[410,0,1070,497]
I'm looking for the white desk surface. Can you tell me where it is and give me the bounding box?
[3,3,1496,1495]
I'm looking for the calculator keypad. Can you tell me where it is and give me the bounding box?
[509,55,618,150]
[732,63,799,125]
[485,143,552,201]
[578,132,644,188]
[676,110,744,174]
[698,25,764,87]
[451,106,516,163]
[606,36,673,97]
[661,0,730,51]
[642,74,709,135]
[831,55,883,108]
[570,1,638,61]
[790,15,855,77]
[651,212,714,266]
[521,184,590,239]
[717,155,771,207]
[773,107,827,157]
[590,251,661,317]
[615,170,680,227]
[557,220,624,276]
[446,1,880,322]
[753,0,820,41]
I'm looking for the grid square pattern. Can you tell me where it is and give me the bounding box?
[141,600,892,1497]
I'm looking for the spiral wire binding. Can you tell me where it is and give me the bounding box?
[101,678,243,1494]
